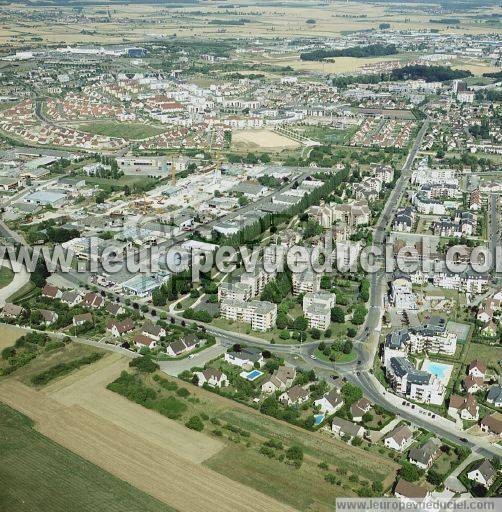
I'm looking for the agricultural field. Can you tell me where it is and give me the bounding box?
[0,403,175,512]
[0,324,27,350]
[1,1,497,50]
[0,352,298,512]
[104,365,400,510]
[76,121,167,140]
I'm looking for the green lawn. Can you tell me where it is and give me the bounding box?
[0,266,14,289]
[0,404,176,512]
[77,121,167,140]
[463,342,502,371]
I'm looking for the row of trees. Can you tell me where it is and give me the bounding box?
[300,44,397,61]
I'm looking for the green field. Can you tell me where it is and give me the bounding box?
[464,342,502,371]
[205,444,347,511]
[77,121,167,140]
[0,403,176,512]
[0,265,14,288]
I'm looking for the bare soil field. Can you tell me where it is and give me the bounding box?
[0,353,297,512]
[233,129,300,149]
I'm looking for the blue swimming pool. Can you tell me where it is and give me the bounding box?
[422,361,452,384]
[246,370,264,381]
[314,414,325,426]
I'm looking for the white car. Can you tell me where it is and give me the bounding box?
[310,354,316,360]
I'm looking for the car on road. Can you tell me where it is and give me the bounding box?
[459,437,468,443]
[310,354,316,360]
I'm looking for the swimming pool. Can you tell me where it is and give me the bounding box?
[422,360,453,385]
[314,414,325,426]
[245,370,264,381]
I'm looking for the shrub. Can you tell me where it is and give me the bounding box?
[129,356,159,373]
[185,415,204,431]
[176,387,190,398]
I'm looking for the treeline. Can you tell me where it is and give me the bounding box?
[391,65,472,82]
[482,70,502,80]
[30,352,104,386]
[214,168,350,248]
[300,44,397,61]
[332,65,471,89]
[431,18,460,24]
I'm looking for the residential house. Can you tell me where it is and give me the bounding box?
[408,438,441,469]
[142,320,166,341]
[350,397,371,422]
[194,368,229,388]
[73,313,92,326]
[106,303,125,316]
[279,385,310,406]
[331,417,365,440]
[39,309,58,326]
[82,292,104,309]
[2,303,24,320]
[486,385,502,408]
[224,347,264,370]
[448,394,479,421]
[480,413,502,437]
[394,480,430,502]
[106,318,135,337]
[467,459,496,488]
[468,360,486,380]
[314,389,344,415]
[261,366,296,394]
[463,375,485,394]
[42,284,62,299]
[384,424,413,451]
[134,334,157,350]
[61,290,83,308]
[165,334,198,357]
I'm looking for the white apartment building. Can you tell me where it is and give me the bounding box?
[390,275,418,312]
[387,356,445,405]
[240,267,276,297]
[302,291,336,330]
[292,269,321,295]
[220,299,277,331]
[218,281,253,302]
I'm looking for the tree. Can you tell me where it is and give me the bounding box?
[286,445,303,462]
[331,306,345,323]
[400,462,423,482]
[342,340,353,354]
[31,256,49,288]
[426,469,443,486]
[292,316,308,332]
[129,356,159,373]
[152,288,167,306]
[185,415,204,431]
[352,304,367,325]
[341,383,363,406]
[310,328,321,340]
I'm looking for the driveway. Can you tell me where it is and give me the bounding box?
[159,341,226,377]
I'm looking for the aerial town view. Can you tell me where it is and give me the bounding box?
[0,0,500,510]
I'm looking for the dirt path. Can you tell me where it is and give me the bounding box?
[0,355,298,512]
